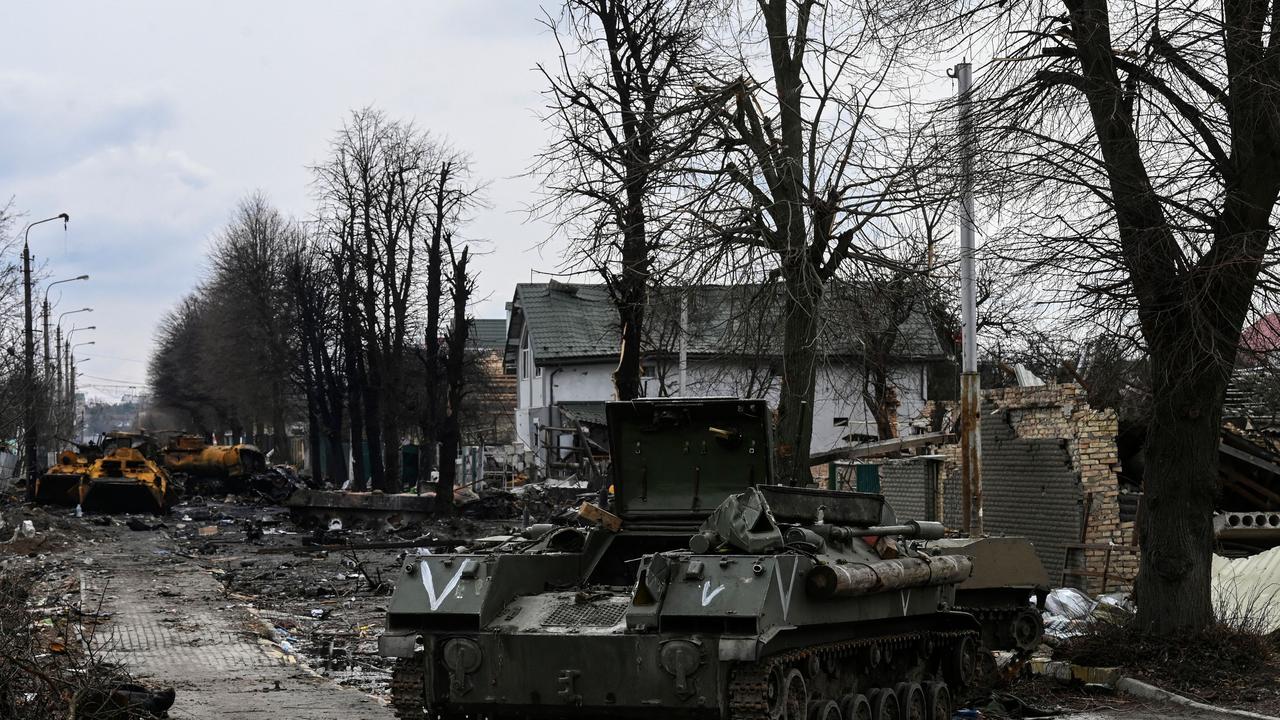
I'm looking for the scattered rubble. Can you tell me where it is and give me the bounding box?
[0,540,175,718]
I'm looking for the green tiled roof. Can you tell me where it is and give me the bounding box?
[506,282,945,367]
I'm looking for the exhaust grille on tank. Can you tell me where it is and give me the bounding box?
[542,600,629,627]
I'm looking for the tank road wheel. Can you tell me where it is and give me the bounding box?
[1011,607,1044,653]
[866,689,901,720]
[893,683,925,720]
[765,664,788,719]
[923,682,952,720]
[943,636,977,689]
[840,694,872,720]
[782,669,809,720]
[808,699,841,720]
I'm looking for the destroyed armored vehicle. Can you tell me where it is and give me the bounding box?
[35,431,176,514]
[380,398,991,720]
[934,537,1049,655]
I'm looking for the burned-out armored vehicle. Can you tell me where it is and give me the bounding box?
[380,398,985,720]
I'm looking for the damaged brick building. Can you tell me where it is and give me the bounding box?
[875,383,1137,594]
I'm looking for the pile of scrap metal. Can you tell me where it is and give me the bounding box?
[35,431,177,514]
[160,433,310,502]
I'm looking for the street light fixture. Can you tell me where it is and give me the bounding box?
[21,212,69,491]
[41,274,88,370]
[58,307,92,327]
[60,326,95,403]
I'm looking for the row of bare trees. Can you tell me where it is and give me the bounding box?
[149,109,482,503]
[0,201,25,462]
[539,0,1280,634]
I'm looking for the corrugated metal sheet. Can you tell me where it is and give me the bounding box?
[1212,547,1280,632]
[943,404,1082,580]
[880,459,932,521]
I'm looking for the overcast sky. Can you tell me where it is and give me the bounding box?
[2,1,568,400]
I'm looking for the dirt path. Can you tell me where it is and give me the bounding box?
[81,525,394,720]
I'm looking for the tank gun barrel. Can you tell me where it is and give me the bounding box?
[858,520,945,540]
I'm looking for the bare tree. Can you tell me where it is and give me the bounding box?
[686,0,924,481]
[536,0,718,400]
[419,154,483,489]
[202,194,299,458]
[283,231,348,485]
[313,109,442,492]
[436,236,477,514]
[923,0,1280,633]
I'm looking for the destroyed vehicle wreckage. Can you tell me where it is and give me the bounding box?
[35,431,178,515]
[379,398,1045,720]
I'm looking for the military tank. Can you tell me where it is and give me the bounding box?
[380,398,985,720]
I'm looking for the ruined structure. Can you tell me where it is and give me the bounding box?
[876,384,1135,594]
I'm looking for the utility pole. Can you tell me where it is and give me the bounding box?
[678,291,688,396]
[21,213,69,495]
[953,62,983,536]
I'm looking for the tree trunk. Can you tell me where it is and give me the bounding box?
[363,361,387,491]
[383,413,401,494]
[1133,359,1223,633]
[437,414,459,517]
[774,266,822,484]
[345,351,368,490]
[611,178,649,401]
[271,382,289,465]
[305,390,322,481]
[613,296,645,400]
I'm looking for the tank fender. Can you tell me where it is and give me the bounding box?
[378,631,421,658]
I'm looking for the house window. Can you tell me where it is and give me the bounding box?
[833,417,849,427]
[521,329,533,379]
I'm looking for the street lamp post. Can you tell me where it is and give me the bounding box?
[22,213,69,492]
[69,350,93,441]
[42,275,89,373]
[60,325,95,408]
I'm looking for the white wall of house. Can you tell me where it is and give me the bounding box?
[513,327,932,458]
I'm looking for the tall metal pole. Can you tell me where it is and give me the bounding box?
[22,242,35,492]
[955,62,983,536]
[21,213,69,494]
[56,325,63,438]
[678,292,688,395]
[42,298,51,375]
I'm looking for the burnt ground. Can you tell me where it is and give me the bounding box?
[166,496,508,700]
[0,497,488,718]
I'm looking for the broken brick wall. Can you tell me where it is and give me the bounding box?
[982,385,1135,593]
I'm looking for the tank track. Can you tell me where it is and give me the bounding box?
[727,628,976,720]
[391,657,428,720]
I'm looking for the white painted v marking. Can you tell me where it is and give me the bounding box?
[775,557,797,621]
[421,560,470,611]
[900,588,911,615]
[701,581,726,606]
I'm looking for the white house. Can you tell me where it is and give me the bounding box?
[503,282,950,466]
